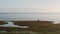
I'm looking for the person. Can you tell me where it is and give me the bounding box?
[37,19,40,21]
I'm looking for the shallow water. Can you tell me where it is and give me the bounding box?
[0,13,60,22]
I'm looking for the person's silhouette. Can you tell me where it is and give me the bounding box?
[37,19,40,21]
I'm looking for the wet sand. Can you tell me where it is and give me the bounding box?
[0,21,60,34]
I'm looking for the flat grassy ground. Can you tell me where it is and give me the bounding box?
[0,21,60,34]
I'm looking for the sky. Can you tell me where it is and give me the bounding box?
[0,0,60,13]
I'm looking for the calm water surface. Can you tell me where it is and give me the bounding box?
[0,13,60,22]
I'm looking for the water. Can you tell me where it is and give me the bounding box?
[0,13,60,22]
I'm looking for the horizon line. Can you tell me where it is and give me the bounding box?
[0,12,60,14]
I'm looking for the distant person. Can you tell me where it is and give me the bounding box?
[37,19,40,22]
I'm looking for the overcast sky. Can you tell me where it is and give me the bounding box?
[0,0,60,13]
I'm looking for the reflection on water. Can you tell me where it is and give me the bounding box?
[0,21,29,28]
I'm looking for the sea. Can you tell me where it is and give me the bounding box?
[0,13,60,22]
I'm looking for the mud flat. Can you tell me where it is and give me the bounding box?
[0,21,60,34]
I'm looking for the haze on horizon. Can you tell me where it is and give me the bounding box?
[0,0,60,13]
